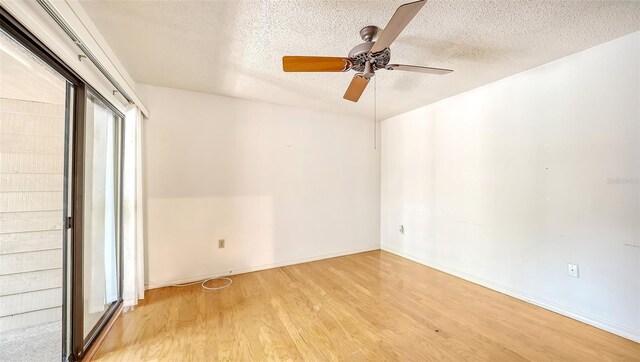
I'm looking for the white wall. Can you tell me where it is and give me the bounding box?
[381,32,640,342]
[138,84,380,288]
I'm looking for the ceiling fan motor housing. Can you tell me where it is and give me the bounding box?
[348,25,391,72]
[348,42,391,72]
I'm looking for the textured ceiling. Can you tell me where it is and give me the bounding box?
[79,0,640,119]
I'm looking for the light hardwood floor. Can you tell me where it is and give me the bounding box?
[92,251,640,361]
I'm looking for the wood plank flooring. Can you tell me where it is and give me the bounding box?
[91,251,640,361]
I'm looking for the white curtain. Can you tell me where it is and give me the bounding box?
[85,98,119,315]
[123,104,145,306]
[103,108,118,304]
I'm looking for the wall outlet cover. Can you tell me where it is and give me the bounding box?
[567,263,579,278]
[218,239,225,248]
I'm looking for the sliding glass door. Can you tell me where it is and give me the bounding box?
[1,8,124,361]
[81,92,122,341]
[0,26,71,362]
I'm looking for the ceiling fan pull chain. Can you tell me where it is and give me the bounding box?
[374,75,377,150]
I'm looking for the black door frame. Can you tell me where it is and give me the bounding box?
[74,88,125,359]
[0,7,124,361]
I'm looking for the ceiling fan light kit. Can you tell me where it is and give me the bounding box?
[282,0,453,103]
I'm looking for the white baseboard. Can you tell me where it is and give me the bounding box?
[382,246,640,344]
[145,245,380,290]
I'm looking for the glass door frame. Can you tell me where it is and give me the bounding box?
[72,85,124,358]
[0,7,124,361]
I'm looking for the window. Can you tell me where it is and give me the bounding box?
[0,27,70,362]
[82,92,122,340]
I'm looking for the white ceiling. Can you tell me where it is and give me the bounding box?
[79,0,640,120]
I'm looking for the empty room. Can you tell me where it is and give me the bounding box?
[0,0,639,361]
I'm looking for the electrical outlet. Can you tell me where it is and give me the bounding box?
[399,225,405,235]
[218,239,225,249]
[567,263,579,278]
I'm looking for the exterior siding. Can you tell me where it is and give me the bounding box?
[0,99,65,332]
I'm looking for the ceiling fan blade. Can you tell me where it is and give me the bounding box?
[343,74,369,102]
[370,0,427,54]
[283,56,352,72]
[387,64,453,75]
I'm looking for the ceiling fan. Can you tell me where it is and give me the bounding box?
[282,0,453,102]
